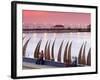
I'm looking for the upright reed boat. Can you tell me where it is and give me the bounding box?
[51,39,56,61]
[87,48,91,66]
[44,40,49,60]
[63,41,69,64]
[34,39,42,58]
[23,38,31,57]
[57,41,63,62]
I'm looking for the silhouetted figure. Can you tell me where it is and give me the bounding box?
[72,57,77,66]
[36,50,44,65]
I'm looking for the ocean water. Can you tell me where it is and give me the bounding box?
[23,32,91,63]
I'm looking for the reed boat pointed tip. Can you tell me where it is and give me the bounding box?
[23,36,26,40]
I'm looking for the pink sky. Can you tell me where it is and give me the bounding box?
[23,10,91,27]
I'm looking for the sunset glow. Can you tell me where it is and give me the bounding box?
[23,10,91,28]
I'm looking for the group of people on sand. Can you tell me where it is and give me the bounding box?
[35,50,78,66]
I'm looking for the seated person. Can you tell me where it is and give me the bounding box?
[72,57,77,66]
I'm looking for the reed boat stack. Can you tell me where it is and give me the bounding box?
[23,37,91,67]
